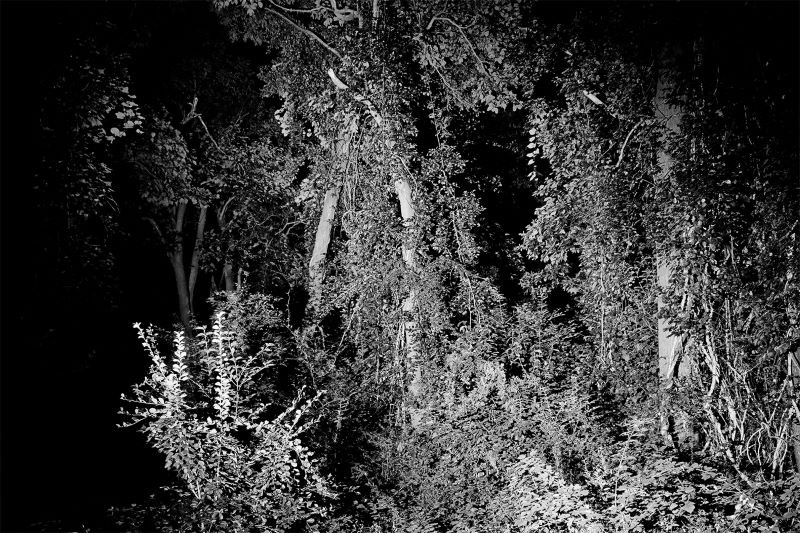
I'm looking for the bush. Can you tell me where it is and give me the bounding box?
[118,313,334,532]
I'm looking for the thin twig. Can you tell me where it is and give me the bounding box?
[182,97,222,152]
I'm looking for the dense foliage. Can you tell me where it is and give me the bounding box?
[4,1,798,531]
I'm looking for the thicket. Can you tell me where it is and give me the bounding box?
[16,1,798,531]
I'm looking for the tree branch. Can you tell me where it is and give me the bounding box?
[142,216,164,244]
[265,1,343,60]
[615,119,645,168]
[426,16,487,75]
[268,0,325,15]
[218,196,235,229]
[329,0,362,28]
[327,68,383,125]
[182,97,222,152]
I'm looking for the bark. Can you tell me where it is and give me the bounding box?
[188,205,208,311]
[307,138,348,312]
[790,349,800,472]
[216,202,237,294]
[308,185,341,308]
[395,177,422,424]
[169,200,191,328]
[222,263,236,293]
[654,47,692,446]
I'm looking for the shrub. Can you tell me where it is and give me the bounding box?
[118,313,334,532]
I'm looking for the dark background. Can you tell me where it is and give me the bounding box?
[0,3,199,529]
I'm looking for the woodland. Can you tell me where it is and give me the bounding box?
[1,1,798,532]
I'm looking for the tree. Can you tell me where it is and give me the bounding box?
[128,116,204,328]
[521,2,799,480]
[654,44,694,447]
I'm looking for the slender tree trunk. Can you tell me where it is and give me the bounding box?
[222,263,236,293]
[654,46,692,446]
[189,205,208,311]
[216,204,237,293]
[308,186,341,305]
[790,350,800,472]
[169,200,191,328]
[395,177,422,425]
[171,252,191,328]
[308,138,348,312]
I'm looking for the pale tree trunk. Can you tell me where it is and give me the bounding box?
[394,177,423,426]
[371,0,380,27]
[216,203,237,294]
[168,200,191,329]
[654,47,692,447]
[188,205,208,312]
[308,138,348,312]
[222,263,236,293]
[790,350,800,472]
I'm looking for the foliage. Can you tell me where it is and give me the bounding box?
[520,6,799,479]
[35,34,145,303]
[497,452,602,533]
[118,313,334,532]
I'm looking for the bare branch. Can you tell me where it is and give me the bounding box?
[180,96,199,124]
[615,119,645,168]
[182,97,222,152]
[218,196,236,228]
[265,1,343,60]
[327,68,349,90]
[583,90,605,106]
[268,0,325,15]
[142,216,164,244]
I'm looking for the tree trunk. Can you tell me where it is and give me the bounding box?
[395,177,422,425]
[216,204,237,294]
[308,185,341,308]
[307,138,348,312]
[790,350,800,472]
[170,251,192,329]
[222,263,236,293]
[188,205,208,312]
[654,47,692,446]
[170,200,191,328]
